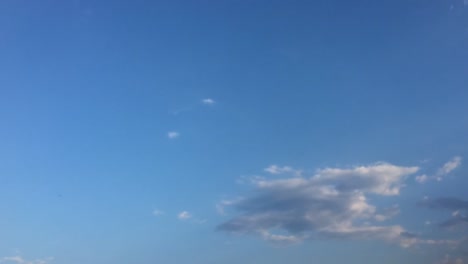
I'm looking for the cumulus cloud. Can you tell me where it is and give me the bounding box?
[217,162,420,246]
[416,157,462,184]
[178,211,192,220]
[201,98,215,105]
[167,131,180,139]
[0,256,54,264]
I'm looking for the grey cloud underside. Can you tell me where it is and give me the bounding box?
[440,217,468,229]
[421,197,468,230]
[422,198,468,263]
[217,163,421,246]
[421,198,468,211]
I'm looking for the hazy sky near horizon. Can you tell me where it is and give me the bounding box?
[1,0,468,263]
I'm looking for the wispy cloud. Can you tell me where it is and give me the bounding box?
[202,98,215,105]
[437,156,462,179]
[178,211,192,220]
[264,165,302,176]
[167,131,180,139]
[217,162,420,246]
[415,174,428,183]
[170,98,216,115]
[438,254,465,264]
[0,256,54,264]
[415,156,462,183]
[152,209,165,217]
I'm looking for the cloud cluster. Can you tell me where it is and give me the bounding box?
[217,163,420,246]
[416,156,462,183]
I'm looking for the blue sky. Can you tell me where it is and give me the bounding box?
[0,0,468,263]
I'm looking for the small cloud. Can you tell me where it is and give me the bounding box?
[416,174,428,183]
[178,211,192,220]
[438,156,462,177]
[152,209,164,217]
[416,156,462,183]
[425,221,431,225]
[167,131,180,139]
[202,98,215,105]
[264,165,302,176]
[0,256,54,264]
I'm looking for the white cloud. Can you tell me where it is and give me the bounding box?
[153,209,164,216]
[259,230,302,244]
[312,163,419,196]
[415,156,462,184]
[438,156,462,177]
[0,256,53,264]
[264,165,302,176]
[218,162,420,246]
[167,131,180,139]
[178,211,192,220]
[415,174,428,183]
[202,98,215,105]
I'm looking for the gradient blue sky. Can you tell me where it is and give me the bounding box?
[1,0,468,263]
